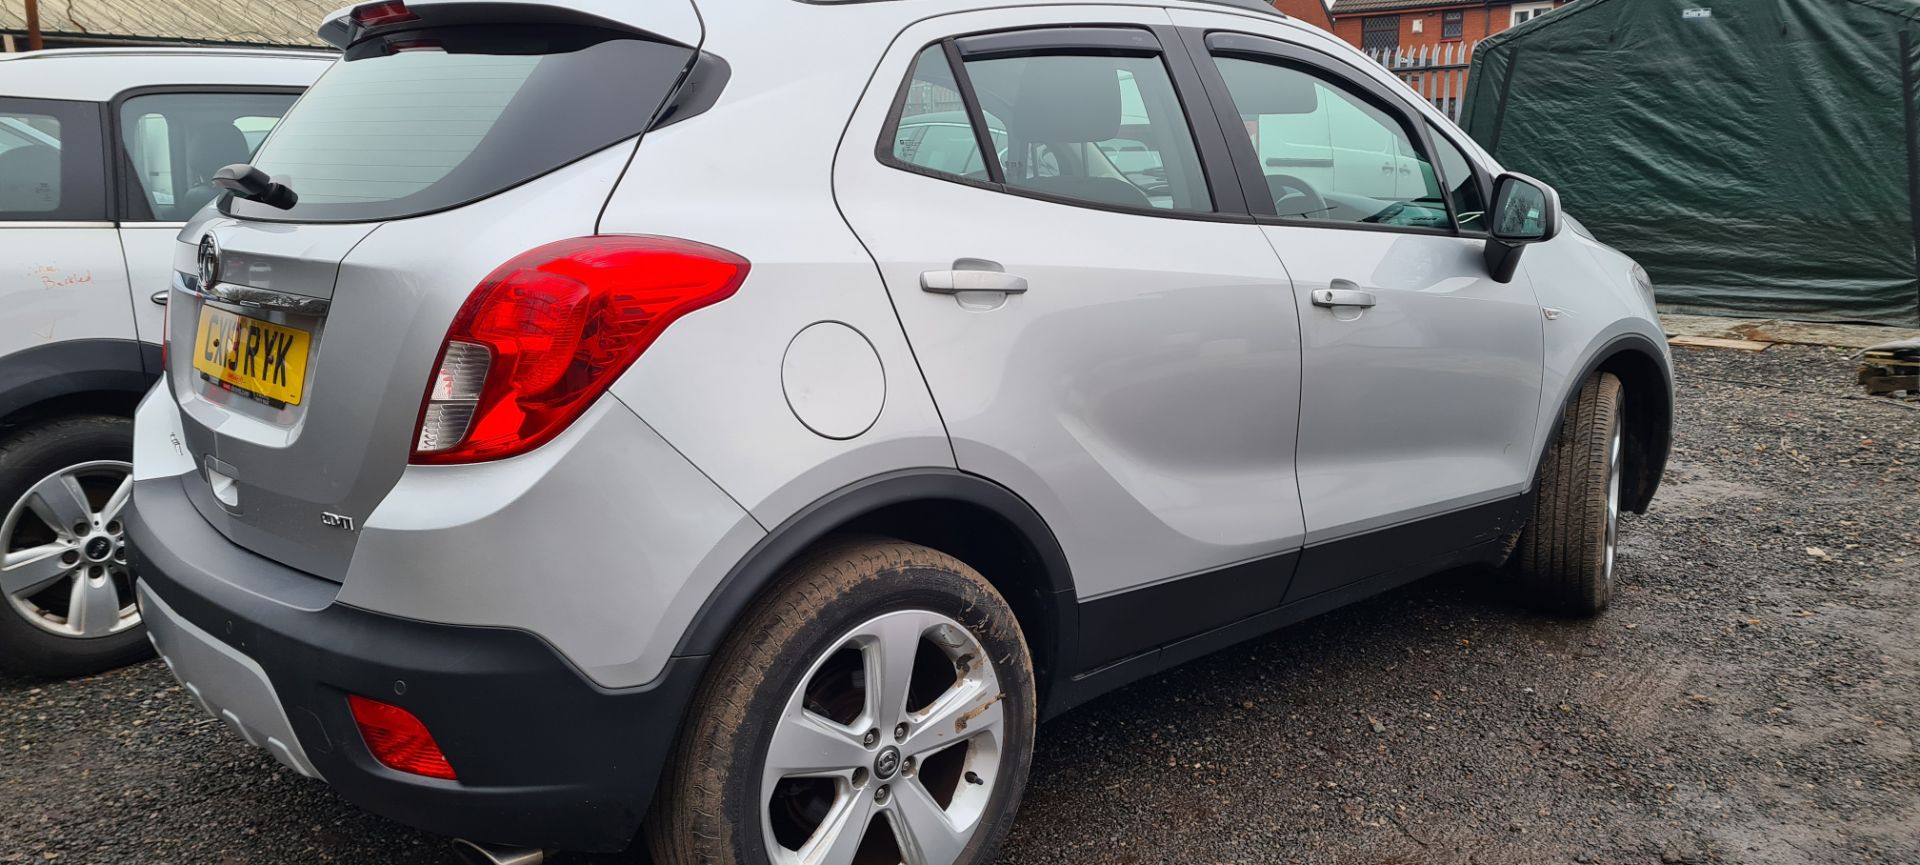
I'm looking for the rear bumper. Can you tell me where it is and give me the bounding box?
[129,473,706,853]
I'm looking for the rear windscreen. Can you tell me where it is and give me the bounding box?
[227,25,693,223]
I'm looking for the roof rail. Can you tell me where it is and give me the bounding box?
[1180,0,1288,15]
[0,46,335,63]
[797,0,1286,16]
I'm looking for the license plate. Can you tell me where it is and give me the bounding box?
[191,306,312,406]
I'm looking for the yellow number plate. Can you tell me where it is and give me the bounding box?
[191,306,312,406]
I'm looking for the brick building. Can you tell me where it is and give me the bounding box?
[1328,0,1572,53]
[1269,0,1337,31]
[1,0,333,50]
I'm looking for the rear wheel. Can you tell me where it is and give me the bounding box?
[1514,372,1626,615]
[649,538,1035,865]
[0,415,149,677]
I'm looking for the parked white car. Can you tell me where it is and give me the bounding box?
[0,48,329,677]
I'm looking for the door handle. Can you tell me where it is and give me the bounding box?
[920,259,1028,295]
[1311,283,1377,309]
[150,289,169,305]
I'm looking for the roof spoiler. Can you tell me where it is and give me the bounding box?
[318,0,700,50]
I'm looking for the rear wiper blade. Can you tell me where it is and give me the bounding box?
[212,163,299,210]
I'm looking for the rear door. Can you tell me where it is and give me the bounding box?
[836,8,1306,666]
[166,10,700,580]
[114,89,302,346]
[0,97,137,368]
[1174,14,1545,600]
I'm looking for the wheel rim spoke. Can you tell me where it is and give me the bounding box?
[796,792,874,865]
[902,679,1002,759]
[98,473,134,526]
[26,473,93,540]
[66,572,123,637]
[889,776,969,865]
[0,542,76,597]
[862,611,937,728]
[765,708,872,787]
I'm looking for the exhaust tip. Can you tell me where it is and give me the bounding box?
[450,839,545,865]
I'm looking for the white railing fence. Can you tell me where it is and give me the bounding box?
[1365,41,1479,123]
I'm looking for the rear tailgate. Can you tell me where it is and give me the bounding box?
[168,1,701,580]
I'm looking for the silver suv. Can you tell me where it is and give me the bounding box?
[130,1,1672,863]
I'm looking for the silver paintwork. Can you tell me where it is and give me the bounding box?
[1,461,136,638]
[338,398,762,688]
[834,4,1306,598]
[137,580,323,779]
[763,610,1004,865]
[169,145,638,582]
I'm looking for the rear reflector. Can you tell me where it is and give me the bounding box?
[348,695,456,780]
[410,236,749,464]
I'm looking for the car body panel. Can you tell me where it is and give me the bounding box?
[833,5,1308,601]
[599,0,955,530]
[166,144,635,581]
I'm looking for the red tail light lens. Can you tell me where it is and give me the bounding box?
[411,236,749,464]
[348,694,456,780]
[351,1,418,27]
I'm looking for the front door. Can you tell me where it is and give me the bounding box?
[835,10,1306,664]
[1178,19,1545,601]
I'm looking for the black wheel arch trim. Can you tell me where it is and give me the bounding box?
[670,467,1080,712]
[0,338,158,426]
[1541,331,1673,514]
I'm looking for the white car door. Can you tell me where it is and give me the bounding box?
[1174,14,1546,602]
[835,7,1307,666]
[0,97,137,365]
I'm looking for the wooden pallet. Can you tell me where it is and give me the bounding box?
[1858,348,1920,400]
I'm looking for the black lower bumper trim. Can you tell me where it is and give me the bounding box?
[129,474,705,852]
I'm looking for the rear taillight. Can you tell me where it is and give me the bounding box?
[348,694,455,780]
[411,236,749,464]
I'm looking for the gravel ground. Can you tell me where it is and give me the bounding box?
[3,344,1916,865]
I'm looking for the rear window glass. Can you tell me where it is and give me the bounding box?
[228,25,693,223]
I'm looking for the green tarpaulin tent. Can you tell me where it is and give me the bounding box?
[1460,0,1920,325]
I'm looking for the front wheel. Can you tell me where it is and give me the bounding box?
[0,415,150,677]
[649,538,1036,865]
[1514,372,1626,615]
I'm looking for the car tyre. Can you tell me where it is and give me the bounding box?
[1514,372,1626,615]
[648,536,1036,865]
[0,414,151,677]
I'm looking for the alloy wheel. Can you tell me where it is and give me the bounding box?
[762,609,1005,865]
[1,461,138,639]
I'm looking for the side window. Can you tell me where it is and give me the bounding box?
[960,52,1210,212]
[0,97,106,221]
[117,91,300,222]
[889,47,996,181]
[1426,126,1488,234]
[1213,56,1449,229]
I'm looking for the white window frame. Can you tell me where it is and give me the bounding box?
[1511,2,1554,26]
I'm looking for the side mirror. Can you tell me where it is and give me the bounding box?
[212,163,298,210]
[1483,172,1561,284]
